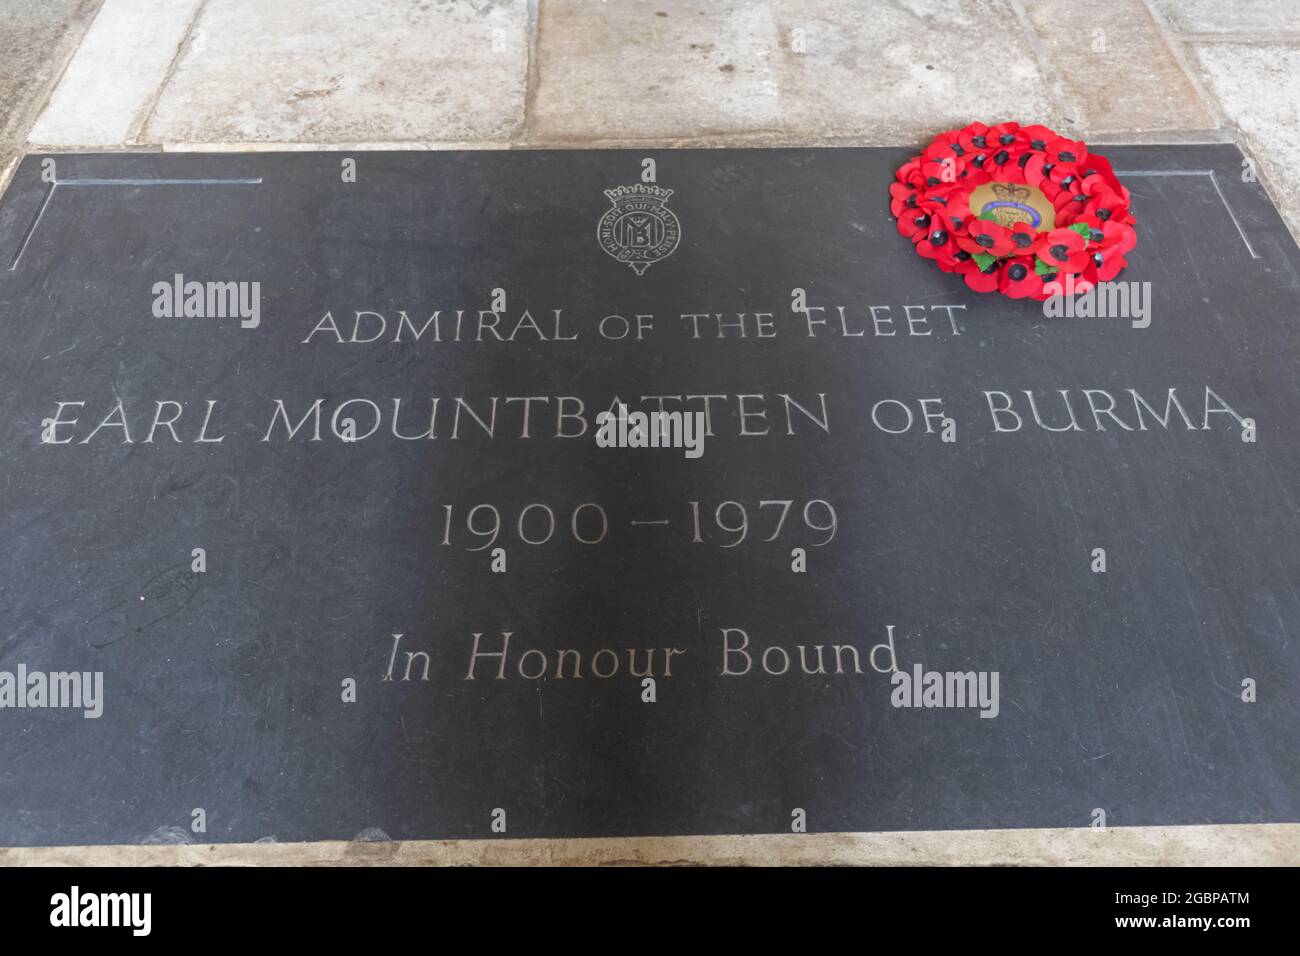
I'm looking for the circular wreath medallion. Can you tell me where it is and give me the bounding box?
[890,122,1137,300]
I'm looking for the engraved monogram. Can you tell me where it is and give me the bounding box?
[597,184,681,275]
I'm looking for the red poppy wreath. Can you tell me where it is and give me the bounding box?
[890,122,1137,300]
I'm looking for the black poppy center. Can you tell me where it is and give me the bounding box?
[1058,150,1076,163]
[914,214,930,229]
[1049,243,1069,261]
[999,134,1016,146]
[1012,232,1034,248]
[1097,208,1112,220]
[994,150,1010,164]
[972,135,987,148]
[975,233,996,248]
[930,229,948,245]
[1008,264,1028,281]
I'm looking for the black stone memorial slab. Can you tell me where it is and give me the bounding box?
[0,146,1298,846]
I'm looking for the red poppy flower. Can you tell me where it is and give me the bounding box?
[889,181,920,218]
[1037,177,1064,206]
[1074,214,1138,256]
[957,164,993,194]
[896,205,934,240]
[1066,219,1131,281]
[923,139,959,162]
[1052,186,1090,225]
[1045,137,1087,167]
[916,237,952,260]
[1103,220,1138,255]
[943,192,973,229]
[1023,151,1054,186]
[920,149,961,187]
[1078,169,1113,198]
[1024,158,1087,193]
[1029,278,1059,302]
[984,129,1025,171]
[988,121,1023,149]
[1046,162,1085,188]
[916,219,958,259]
[958,122,993,154]
[923,182,963,207]
[895,161,927,192]
[1007,221,1045,255]
[990,162,1029,186]
[1000,257,1044,298]
[1038,227,1090,272]
[1092,248,1128,282]
[932,249,963,273]
[1080,153,1126,198]
[1075,264,1100,293]
[1020,124,1057,152]
[1085,192,1131,226]
[1039,265,1098,300]
[933,130,970,163]
[958,218,1015,257]
[957,257,1001,293]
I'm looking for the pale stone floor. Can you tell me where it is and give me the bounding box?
[7,0,1300,240]
[2,0,1298,865]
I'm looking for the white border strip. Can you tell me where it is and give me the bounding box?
[3,825,1297,867]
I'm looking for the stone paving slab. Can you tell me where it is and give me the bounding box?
[1151,0,1300,37]
[0,0,102,145]
[143,0,530,144]
[529,0,1063,143]
[1023,0,1214,134]
[28,0,203,146]
[0,0,103,183]
[1194,42,1300,239]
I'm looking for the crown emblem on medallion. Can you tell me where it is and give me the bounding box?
[978,181,1041,228]
[991,182,1031,203]
[603,184,675,203]
[597,183,682,275]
